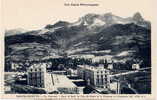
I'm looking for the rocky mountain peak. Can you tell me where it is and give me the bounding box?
[84,13,99,18]
[45,21,70,29]
[54,21,70,26]
[103,12,113,17]
[133,12,144,22]
[80,13,100,25]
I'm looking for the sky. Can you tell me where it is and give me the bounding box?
[2,0,154,30]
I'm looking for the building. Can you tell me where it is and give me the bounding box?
[132,64,140,70]
[66,68,78,76]
[10,61,32,71]
[27,63,47,88]
[11,62,22,71]
[77,65,85,79]
[77,65,110,89]
[109,79,120,94]
[108,63,113,69]
[91,55,112,63]
[27,63,81,93]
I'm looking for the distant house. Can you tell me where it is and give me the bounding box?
[132,64,140,70]
[66,68,77,76]
[11,62,23,71]
[108,63,113,70]
[11,62,19,70]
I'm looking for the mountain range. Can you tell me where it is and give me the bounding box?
[5,12,151,67]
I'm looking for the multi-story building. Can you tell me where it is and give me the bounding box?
[77,65,110,89]
[27,63,47,88]
[27,63,81,94]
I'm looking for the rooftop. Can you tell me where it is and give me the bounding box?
[29,63,46,69]
[46,73,76,88]
[44,73,77,92]
[28,63,47,72]
[53,74,76,87]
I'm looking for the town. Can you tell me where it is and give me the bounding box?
[4,55,151,94]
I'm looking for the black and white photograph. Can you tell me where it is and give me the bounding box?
[2,0,153,96]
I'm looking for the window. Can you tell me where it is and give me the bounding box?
[96,79,99,85]
[106,85,108,88]
[29,73,32,77]
[39,77,41,83]
[35,73,37,77]
[39,72,42,77]
[101,78,103,85]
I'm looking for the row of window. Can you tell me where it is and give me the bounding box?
[96,75,108,78]
[97,70,109,73]
[96,79,109,86]
[28,78,44,88]
[29,68,42,72]
[28,72,44,77]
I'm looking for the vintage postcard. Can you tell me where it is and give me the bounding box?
[0,0,156,99]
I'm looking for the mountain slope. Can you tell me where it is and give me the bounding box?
[5,12,151,67]
[5,28,27,36]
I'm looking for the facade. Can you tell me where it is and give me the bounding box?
[27,63,47,88]
[77,65,85,79]
[77,65,110,89]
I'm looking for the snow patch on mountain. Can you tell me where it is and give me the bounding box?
[88,18,106,29]
[38,29,49,34]
[73,42,83,47]
[116,50,134,57]
[91,50,111,53]
[68,54,95,59]
[92,18,106,26]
